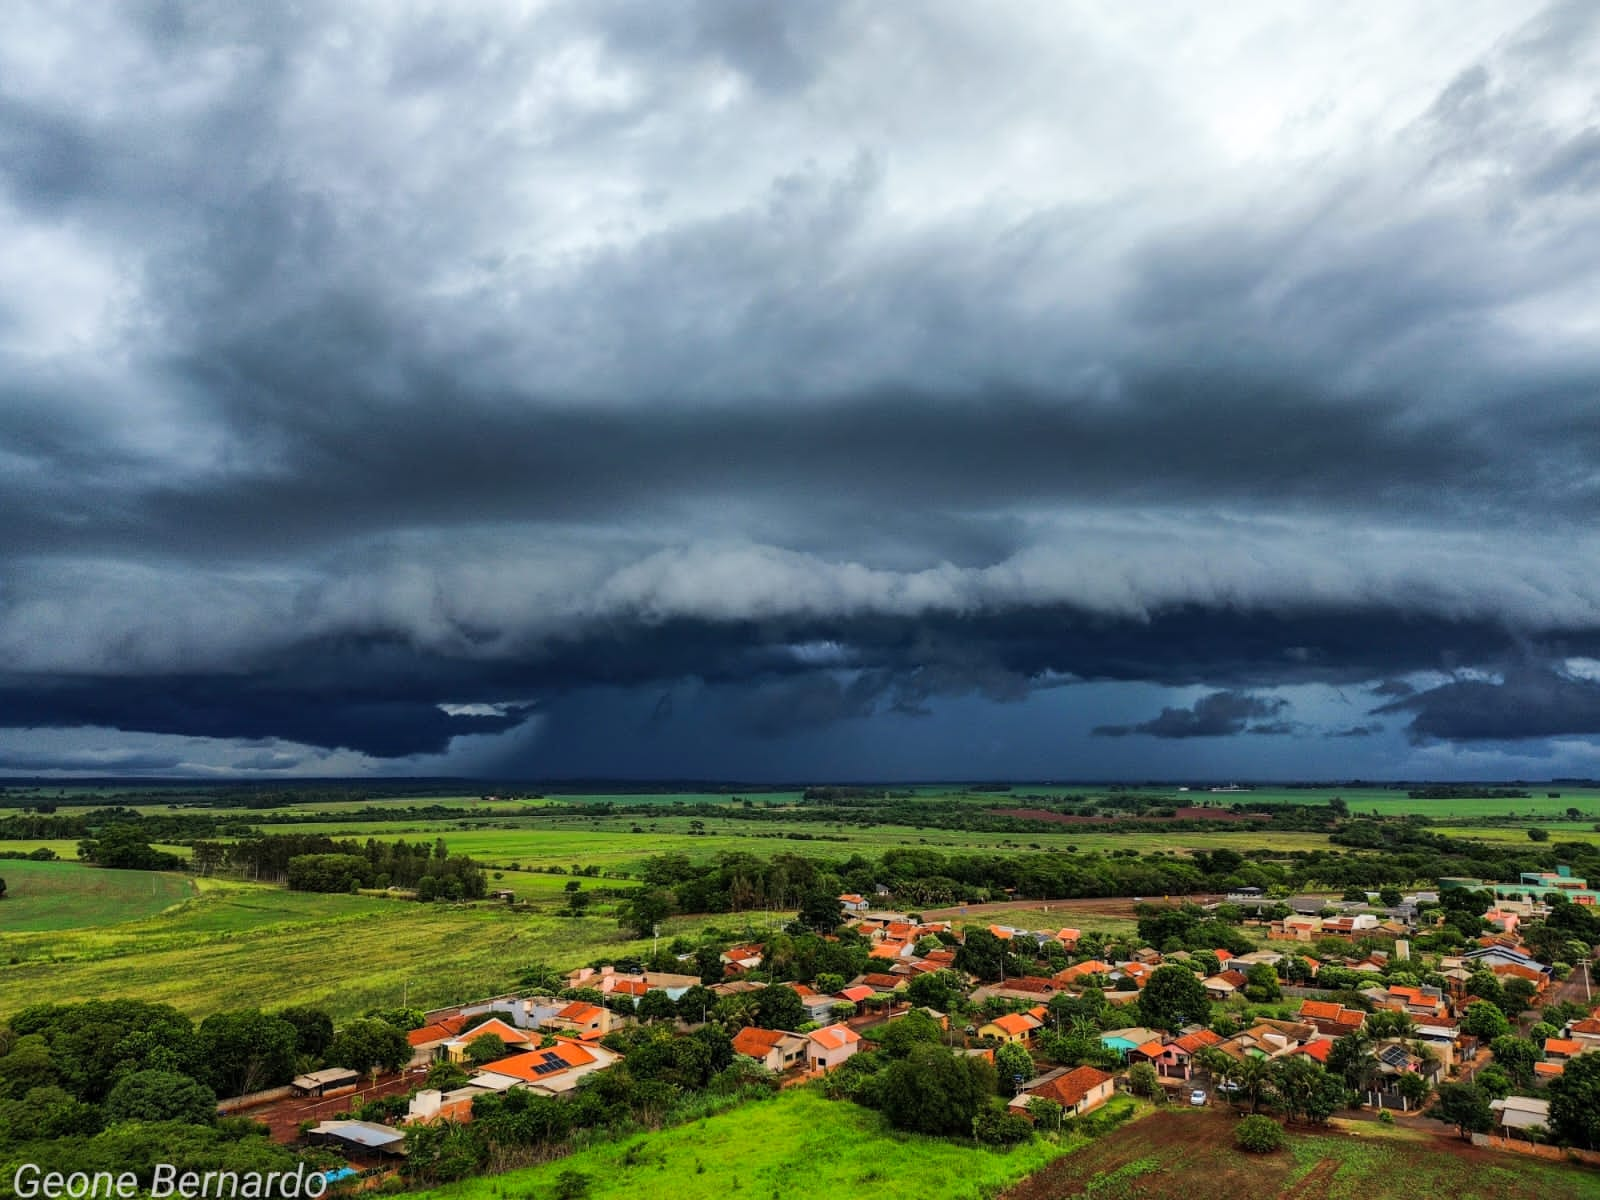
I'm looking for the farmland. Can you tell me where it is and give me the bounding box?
[1001,1109,1600,1200]
[407,1086,1097,1200]
[0,858,194,931]
[0,869,777,1022]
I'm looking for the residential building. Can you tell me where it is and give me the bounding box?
[730,1027,809,1073]
[1009,1065,1114,1118]
[806,1023,862,1071]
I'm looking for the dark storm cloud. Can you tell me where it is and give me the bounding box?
[2,3,1600,768]
[1327,724,1385,739]
[1094,692,1290,739]
[1376,667,1600,743]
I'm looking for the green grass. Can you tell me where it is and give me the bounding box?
[0,876,780,1023]
[0,860,195,932]
[403,1087,1090,1200]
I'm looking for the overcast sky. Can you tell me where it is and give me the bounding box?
[3,1,1600,780]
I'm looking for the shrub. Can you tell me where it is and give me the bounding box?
[1235,1115,1285,1153]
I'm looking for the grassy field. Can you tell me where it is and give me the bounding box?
[1002,1108,1600,1200]
[0,859,195,932]
[405,1087,1102,1200]
[0,873,779,1022]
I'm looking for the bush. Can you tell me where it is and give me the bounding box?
[1235,1115,1285,1153]
[973,1104,1035,1145]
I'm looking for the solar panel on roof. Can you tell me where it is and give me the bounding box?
[1379,1045,1410,1068]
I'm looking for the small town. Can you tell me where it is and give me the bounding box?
[192,865,1600,1186]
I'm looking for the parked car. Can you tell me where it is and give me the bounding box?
[1189,1089,1207,1106]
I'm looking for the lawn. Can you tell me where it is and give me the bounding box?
[0,876,780,1023]
[1001,1108,1600,1200]
[404,1087,1092,1200]
[0,859,195,932]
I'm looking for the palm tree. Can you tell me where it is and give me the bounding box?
[1232,1055,1274,1115]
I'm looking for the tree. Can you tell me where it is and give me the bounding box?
[618,889,674,939]
[878,1045,995,1135]
[637,989,677,1023]
[878,1009,943,1058]
[1127,1061,1161,1099]
[755,985,806,1031]
[1528,827,1550,842]
[1242,963,1280,1003]
[1139,965,1210,1031]
[1235,1114,1285,1152]
[197,1010,299,1098]
[327,1018,410,1076]
[464,1033,510,1067]
[0,877,6,899]
[1489,1035,1541,1089]
[1460,1001,1511,1042]
[1231,1055,1273,1114]
[955,929,1006,982]
[275,1007,334,1059]
[104,1069,217,1126]
[973,1104,1034,1144]
[1547,1049,1600,1149]
[797,890,844,933]
[676,985,715,1024]
[1396,1070,1432,1109]
[1433,1082,1493,1140]
[1026,1095,1064,1131]
[907,970,962,1013]
[1502,977,1538,1014]
[1378,888,1403,908]
[995,1043,1034,1096]
[1465,970,1506,1012]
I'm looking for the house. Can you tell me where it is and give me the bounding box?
[1099,1027,1161,1061]
[1134,1028,1223,1079]
[870,939,914,960]
[1296,1039,1333,1066]
[1052,960,1114,987]
[1544,1037,1587,1062]
[731,1026,809,1073]
[838,985,876,1006]
[1567,1016,1600,1049]
[1221,1020,1314,1063]
[291,1067,360,1097]
[1297,1000,1366,1038]
[806,1023,862,1071]
[795,988,841,1024]
[1490,1095,1552,1136]
[544,1001,613,1040]
[470,1038,621,1096]
[443,1018,536,1062]
[852,972,909,994]
[306,1120,406,1159]
[1202,971,1245,1000]
[980,1012,1042,1044]
[1054,928,1081,951]
[839,893,871,913]
[1008,1065,1115,1118]
[720,944,765,974]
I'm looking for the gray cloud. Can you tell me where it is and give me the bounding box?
[1,3,1598,768]
[1094,691,1291,739]
[1377,666,1600,743]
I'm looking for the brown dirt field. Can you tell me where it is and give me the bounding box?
[1000,1109,1599,1200]
[245,1067,428,1142]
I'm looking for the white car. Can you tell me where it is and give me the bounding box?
[1189,1089,1207,1106]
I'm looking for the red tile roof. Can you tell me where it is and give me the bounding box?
[1299,1039,1332,1064]
[1173,1029,1222,1055]
[1031,1065,1113,1109]
[808,1024,860,1051]
[479,1040,597,1080]
[557,1002,604,1022]
[988,1013,1036,1037]
[1545,1038,1583,1057]
[839,985,875,1003]
[731,1027,791,1058]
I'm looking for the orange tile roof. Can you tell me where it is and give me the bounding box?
[456,1018,531,1045]
[1135,1040,1165,1058]
[988,925,1015,939]
[808,1024,860,1051]
[1545,1038,1583,1057]
[1031,1065,1113,1108]
[1173,1029,1222,1055]
[1299,1000,1343,1020]
[407,1022,456,1047]
[611,979,648,996]
[1571,1018,1600,1035]
[988,1013,1035,1037]
[557,1002,604,1022]
[1299,1040,1332,1064]
[731,1027,790,1057]
[1536,1061,1565,1077]
[839,986,875,1003]
[480,1041,597,1080]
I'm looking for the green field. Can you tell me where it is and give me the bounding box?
[0,874,778,1022]
[0,860,195,932]
[1005,1107,1600,1200]
[407,1086,1103,1200]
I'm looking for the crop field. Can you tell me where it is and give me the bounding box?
[1001,1108,1600,1200]
[0,874,778,1022]
[0,859,195,932]
[408,1087,1102,1200]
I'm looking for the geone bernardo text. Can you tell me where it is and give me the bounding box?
[12,1164,330,1199]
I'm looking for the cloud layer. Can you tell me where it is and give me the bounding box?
[3,2,1600,775]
